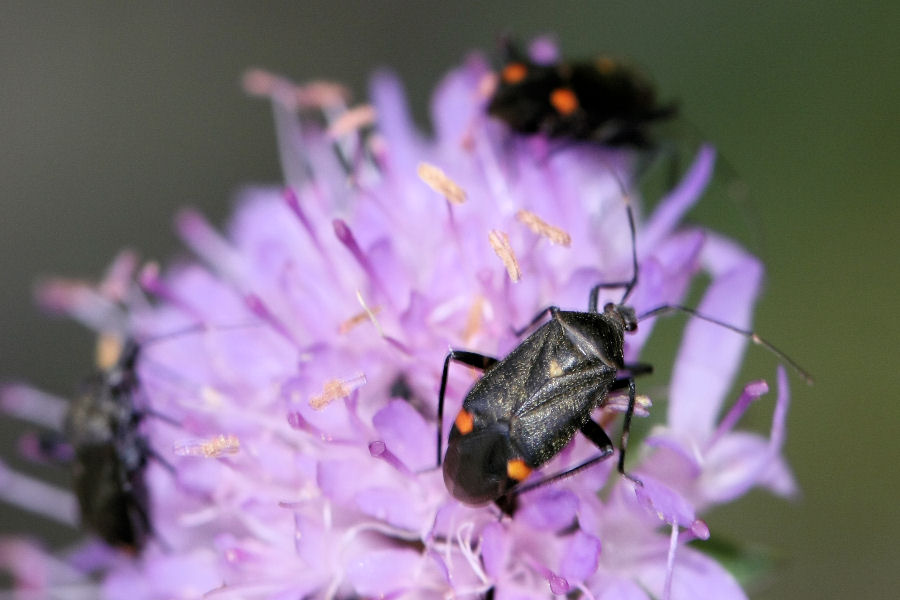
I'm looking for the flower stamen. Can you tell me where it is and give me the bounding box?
[417,162,467,205]
[173,434,241,458]
[309,374,367,410]
[338,306,382,334]
[515,209,572,247]
[488,230,521,282]
[462,295,486,343]
[327,104,376,139]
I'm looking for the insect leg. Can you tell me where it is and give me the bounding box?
[507,418,616,499]
[436,350,499,467]
[615,376,642,485]
[622,362,653,378]
[512,306,559,337]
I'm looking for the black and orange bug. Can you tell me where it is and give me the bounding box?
[436,195,811,510]
[487,41,676,148]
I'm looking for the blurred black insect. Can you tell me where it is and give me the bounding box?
[487,41,676,148]
[64,337,153,550]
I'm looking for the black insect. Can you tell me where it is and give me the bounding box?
[436,199,811,509]
[487,41,676,148]
[64,338,152,550]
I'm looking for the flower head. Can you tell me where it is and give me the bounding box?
[1,40,797,599]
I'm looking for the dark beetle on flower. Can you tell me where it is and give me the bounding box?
[64,338,152,550]
[487,41,676,148]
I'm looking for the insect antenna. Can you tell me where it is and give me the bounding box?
[587,161,640,312]
[637,304,814,385]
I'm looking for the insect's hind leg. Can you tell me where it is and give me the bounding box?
[504,363,652,503]
[506,419,617,500]
[436,350,499,467]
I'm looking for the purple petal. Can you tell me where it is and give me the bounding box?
[344,548,421,596]
[104,551,221,600]
[317,458,381,504]
[431,54,490,147]
[642,430,702,478]
[480,521,508,579]
[370,70,422,178]
[638,545,747,600]
[633,475,700,530]
[641,145,716,252]
[594,576,651,600]
[668,235,763,436]
[516,487,579,531]
[701,367,795,503]
[372,399,434,472]
[354,486,428,531]
[627,229,704,354]
[559,530,602,583]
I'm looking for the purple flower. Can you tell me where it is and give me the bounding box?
[1,41,798,599]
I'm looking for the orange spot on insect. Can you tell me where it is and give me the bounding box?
[455,409,474,435]
[502,62,528,84]
[550,88,579,116]
[506,458,532,481]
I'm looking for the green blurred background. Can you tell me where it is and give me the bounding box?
[0,2,896,598]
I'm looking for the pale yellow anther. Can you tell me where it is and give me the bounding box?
[516,209,572,247]
[242,69,349,110]
[488,230,521,282]
[478,72,499,99]
[173,434,241,458]
[462,296,486,343]
[339,305,383,334]
[417,162,467,205]
[355,290,385,337]
[327,104,376,138]
[309,373,367,410]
